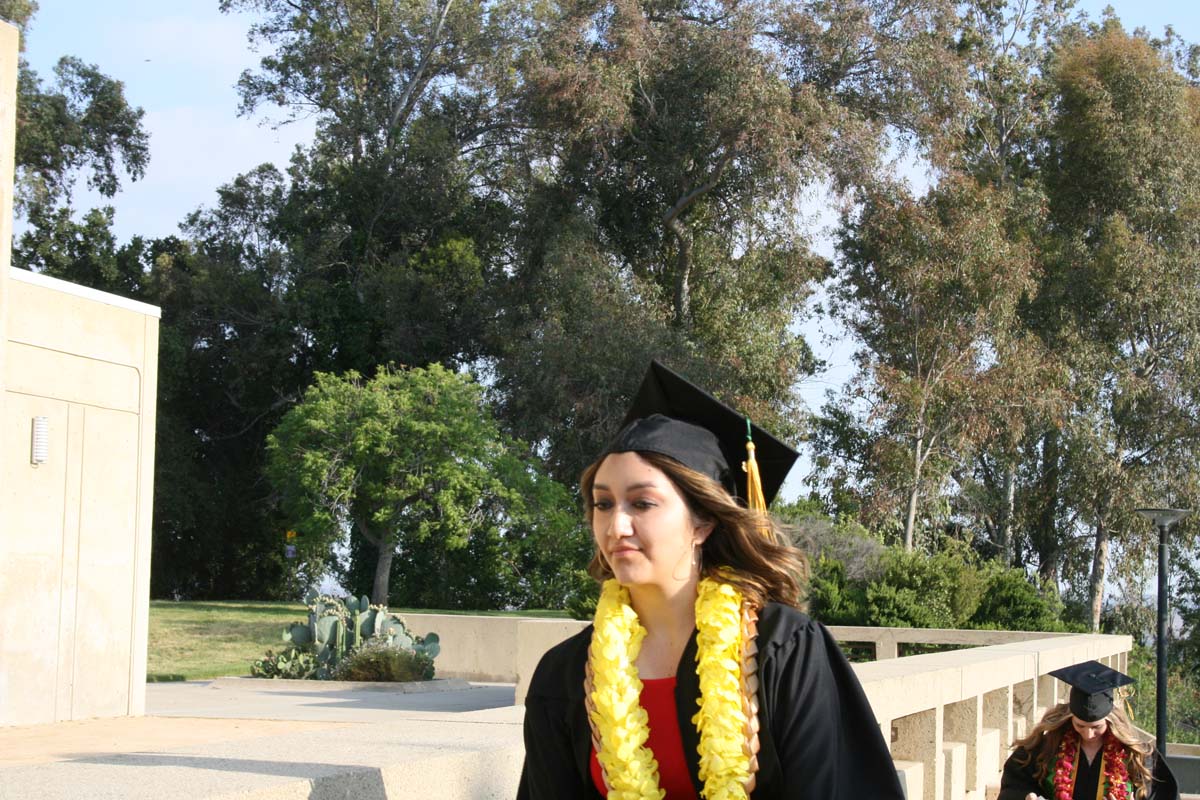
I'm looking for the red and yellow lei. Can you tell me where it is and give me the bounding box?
[1049,730,1132,800]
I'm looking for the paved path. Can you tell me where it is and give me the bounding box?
[0,679,525,799]
[149,678,517,722]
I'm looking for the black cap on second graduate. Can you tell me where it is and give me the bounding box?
[603,361,799,505]
[1049,661,1134,722]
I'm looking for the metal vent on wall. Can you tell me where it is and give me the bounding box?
[30,416,48,465]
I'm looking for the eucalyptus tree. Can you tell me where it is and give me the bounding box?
[831,175,1043,550]
[1036,25,1200,628]
[812,0,1073,552]
[934,0,1076,569]
[490,0,963,484]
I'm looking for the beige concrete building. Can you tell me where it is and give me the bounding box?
[0,20,161,727]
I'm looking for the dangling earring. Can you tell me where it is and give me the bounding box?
[693,540,703,569]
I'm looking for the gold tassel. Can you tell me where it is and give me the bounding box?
[742,419,769,536]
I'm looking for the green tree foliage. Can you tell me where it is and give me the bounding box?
[265,364,587,606]
[148,167,307,599]
[7,0,148,272]
[864,547,988,628]
[968,568,1064,632]
[808,556,870,626]
[14,56,148,216]
[219,0,523,375]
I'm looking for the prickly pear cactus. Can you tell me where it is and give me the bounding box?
[270,594,438,680]
[283,622,312,646]
[414,632,440,660]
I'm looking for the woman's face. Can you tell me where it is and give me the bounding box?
[1070,715,1108,743]
[590,452,713,593]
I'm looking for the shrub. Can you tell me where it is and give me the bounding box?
[862,546,986,628]
[251,646,319,679]
[330,638,435,682]
[808,555,869,624]
[785,507,886,582]
[565,569,600,620]
[970,568,1070,632]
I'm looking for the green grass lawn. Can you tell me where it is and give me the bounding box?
[147,599,569,681]
[147,600,306,681]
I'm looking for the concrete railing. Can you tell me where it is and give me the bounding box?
[828,625,1075,660]
[402,613,1132,800]
[854,632,1130,800]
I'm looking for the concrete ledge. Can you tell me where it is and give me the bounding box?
[0,708,525,799]
[209,677,471,694]
[1166,749,1200,795]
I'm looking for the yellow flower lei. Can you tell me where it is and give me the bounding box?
[587,577,753,800]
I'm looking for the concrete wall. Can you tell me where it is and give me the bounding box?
[401,613,587,686]
[1,269,160,726]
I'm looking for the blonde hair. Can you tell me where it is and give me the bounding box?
[1010,701,1153,798]
[580,450,808,609]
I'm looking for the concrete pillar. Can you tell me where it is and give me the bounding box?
[1012,678,1037,741]
[943,740,967,800]
[876,630,899,660]
[946,696,983,795]
[1039,672,1060,711]
[976,726,1002,793]
[983,686,1013,779]
[893,707,944,800]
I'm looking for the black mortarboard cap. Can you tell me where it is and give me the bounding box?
[604,361,799,505]
[1049,661,1134,722]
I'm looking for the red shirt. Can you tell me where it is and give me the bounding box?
[589,676,698,799]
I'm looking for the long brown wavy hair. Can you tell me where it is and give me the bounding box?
[1010,701,1153,798]
[580,450,808,610]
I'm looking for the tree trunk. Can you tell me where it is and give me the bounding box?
[669,219,692,327]
[904,485,919,551]
[1000,464,1016,566]
[904,435,925,551]
[1088,519,1109,633]
[372,539,395,606]
[1033,430,1061,589]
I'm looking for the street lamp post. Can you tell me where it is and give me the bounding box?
[1134,507,1191,756]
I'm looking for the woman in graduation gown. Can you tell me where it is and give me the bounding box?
[998,661,1179,800]
[517,361,904,800]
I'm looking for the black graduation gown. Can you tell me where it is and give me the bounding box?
[997,742,1180,800]
[517,602,904,800]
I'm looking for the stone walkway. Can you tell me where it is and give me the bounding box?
[0,679,524,799]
